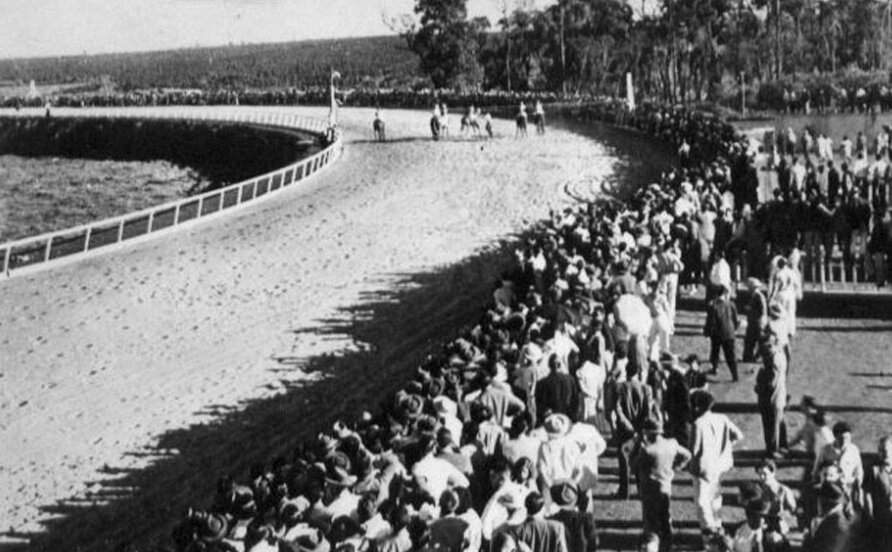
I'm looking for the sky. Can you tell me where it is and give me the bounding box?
[0,0,559,60]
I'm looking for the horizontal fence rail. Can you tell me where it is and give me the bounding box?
[0,107,342,277]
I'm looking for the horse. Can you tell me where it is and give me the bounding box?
[438,113,450,139]
[430,115,441,140]
[460,112,481,138]
[533,112,546,135]
[515,112,528,138]
[373,118,386,142]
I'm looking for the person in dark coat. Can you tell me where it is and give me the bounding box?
[743,278,769,363]
[863,435,892,548]
[611,361,657,499]
[756,335,789,458]
[661,354,692,445]
[804,482,864,552]
[512,492,569,552]
[547,482,598,552]
[536,353,580,422]
[703,285,739,381]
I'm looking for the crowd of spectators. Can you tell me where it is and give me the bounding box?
[751,125,892,287]
[167,98,892,552]
[1,88,568,112]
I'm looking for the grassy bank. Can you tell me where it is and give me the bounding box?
[0,155,206,242]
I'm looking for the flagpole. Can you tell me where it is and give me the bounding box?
[329,68,341,128]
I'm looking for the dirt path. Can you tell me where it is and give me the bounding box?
[0,107,632,549]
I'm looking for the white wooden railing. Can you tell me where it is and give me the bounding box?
[0,107,342,277]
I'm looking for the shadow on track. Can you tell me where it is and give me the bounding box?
[0,234,532,552]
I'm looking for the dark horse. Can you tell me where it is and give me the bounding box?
[533,113,546,135]
[373,118,386,142]
[430,115,441,141]
[515,113,528,138]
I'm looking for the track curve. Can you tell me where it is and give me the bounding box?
[0,106,639,547]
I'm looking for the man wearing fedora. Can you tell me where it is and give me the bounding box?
[631,418,692,552]
[537,413,583,497]
[547,481,598,552]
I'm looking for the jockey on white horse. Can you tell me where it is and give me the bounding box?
[438,103,450,139]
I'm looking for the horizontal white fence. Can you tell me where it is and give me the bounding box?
[0,107,342,277]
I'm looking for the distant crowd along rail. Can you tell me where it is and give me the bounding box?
[0,106,343,278]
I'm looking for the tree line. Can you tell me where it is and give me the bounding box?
[401,0,892,107]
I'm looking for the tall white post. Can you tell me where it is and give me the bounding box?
[626,72,636,111]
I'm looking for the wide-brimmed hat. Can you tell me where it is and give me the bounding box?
[196,512,229,542]
[550,481,579,507]
[324,453,357,487]
[292,529,331,552]
[497,487,526,510]
[433,396,457,418]
[278,496,311,525]
[231,486,258,519]
[543,413,572,438]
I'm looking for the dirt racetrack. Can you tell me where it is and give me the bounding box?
[5,106,890,552]
[0,106,669,550]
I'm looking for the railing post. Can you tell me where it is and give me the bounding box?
[174,204,181,225]
[809,244,817,284]
[84,228,92,252]
[197,196,204,218]
[44,238,52,262]
[117,220,125,243]
[818,245,827,292]
[148,211,155,232]
[3,246,10,275]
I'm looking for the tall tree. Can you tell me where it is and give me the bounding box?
[409,0,484,89]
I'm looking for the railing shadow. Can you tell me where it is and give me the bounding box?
[0,235,529,552]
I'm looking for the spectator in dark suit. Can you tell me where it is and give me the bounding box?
[547,482,598,552]
[863,435,892,548]
[536,354,580,422]
[512,492,569,552]
[805,482,863,552]
[611,361,657,499]
[703,285,739,381]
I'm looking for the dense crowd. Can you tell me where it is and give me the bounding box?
[1,88,569,112]
[751,125,892,286]
[760,82,892,116]
[168,100,892,552]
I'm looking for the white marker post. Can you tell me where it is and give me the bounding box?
[626,72,636,111]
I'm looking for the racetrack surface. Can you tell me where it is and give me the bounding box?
[0,107,643,549]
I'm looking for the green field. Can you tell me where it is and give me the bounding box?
[0,36,421,92]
